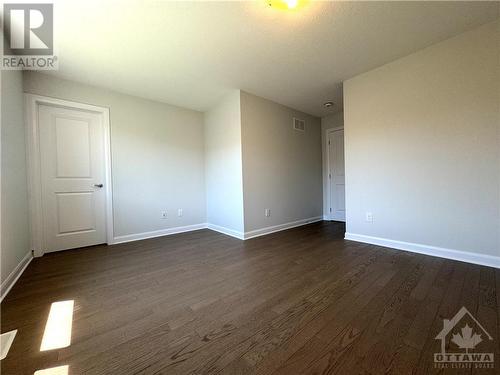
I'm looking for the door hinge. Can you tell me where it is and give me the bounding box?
[329,173,331,179]
[328,140,331,145]
[329,207,332,212]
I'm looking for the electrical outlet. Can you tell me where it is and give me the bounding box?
[177,208,183,217]
[365,212,373,223]
[161,211,168,219]
[265,208,271,217]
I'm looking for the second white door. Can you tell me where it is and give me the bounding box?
[38,103,107,252]
[328,129,346,222]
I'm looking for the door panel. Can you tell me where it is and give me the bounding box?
[56,192,95,234]
[328,129,346,222]
[39,104,106,252]
[55,117,92,177]
[336,184,346,211]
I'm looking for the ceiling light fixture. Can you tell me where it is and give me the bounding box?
[324,101,334,108]
[268,0,304,10]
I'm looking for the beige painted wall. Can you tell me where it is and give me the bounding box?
[204,91,244,233]
[24,72,206,238]
[1,70,31,284]
[321,112,344,218]
[240,91,322,232]
[344,20,500,257]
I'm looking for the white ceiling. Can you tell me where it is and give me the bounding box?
[49,1,499,117]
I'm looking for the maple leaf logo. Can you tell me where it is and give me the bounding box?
[451,324,483,353]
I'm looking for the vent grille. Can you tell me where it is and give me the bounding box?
[293,118,305,132]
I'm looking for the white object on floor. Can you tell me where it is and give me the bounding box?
[0,329,17,360]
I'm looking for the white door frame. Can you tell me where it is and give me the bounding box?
[326,126,345,221]
[25,94,114,257]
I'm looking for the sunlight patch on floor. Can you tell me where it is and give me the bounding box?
[34,365,69,375]
[40,300,74,351]
[0,330,17,360]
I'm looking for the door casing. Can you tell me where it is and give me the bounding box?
[25,94,114,257]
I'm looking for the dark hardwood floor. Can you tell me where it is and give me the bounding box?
[1,221,499,374]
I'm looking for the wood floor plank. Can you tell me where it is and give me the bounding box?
[1,222,498,375]
[301,254,428,374]
[413,261,472,375]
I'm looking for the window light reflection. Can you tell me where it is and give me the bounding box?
[34,365,69,375]
[40,300,74,351]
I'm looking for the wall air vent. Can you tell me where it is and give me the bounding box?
[293,117,305,132]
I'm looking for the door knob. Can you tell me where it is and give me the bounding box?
[94,184,104,188]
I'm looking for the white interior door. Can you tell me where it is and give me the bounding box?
[38,104,107,252]
[328,129,346,222]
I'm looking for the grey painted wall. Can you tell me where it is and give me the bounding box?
[204,91,245,233]
[20,75,323,242]
[1,70,31,284]
[344,20,500,257]
[240,91,322,232]
[24,72,206,238]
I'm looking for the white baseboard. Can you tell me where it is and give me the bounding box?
[244,216,323,240]
[112,217,324,245]
[1,250,33,302]
[322,216,346,223]
[345,233,500,269]
[206,223,245,240]
[113,223,207,244]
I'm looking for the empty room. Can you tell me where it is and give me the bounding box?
[1,1,499,374]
